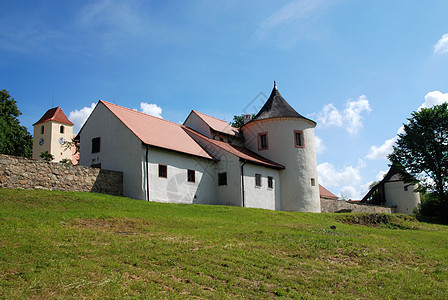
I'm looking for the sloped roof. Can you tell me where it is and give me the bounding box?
[319,184,338,199]
[33,107,74,126]
[189,110,239,136]
[100,101,215,160]
[184,127,285,169]
[245,84,316,126]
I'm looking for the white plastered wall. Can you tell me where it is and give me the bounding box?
[242,163,280,210]
[242,118,320,212]
[145,147,217,204]
[33,121,73,162]
[183,112,212,138]
[384,181,420,215]
[78,102,144,200]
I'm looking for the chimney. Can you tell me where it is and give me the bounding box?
[243,114,252,124]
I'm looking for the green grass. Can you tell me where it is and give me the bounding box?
[0,189,447,299]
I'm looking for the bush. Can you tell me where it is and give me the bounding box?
[414,193,446,224]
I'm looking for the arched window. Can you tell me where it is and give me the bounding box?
[60,125,64,134]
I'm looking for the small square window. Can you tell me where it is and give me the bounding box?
[187,169,195,183]
[295,130,304,148]
[258,133,268,150]
[91,137,101,153]
[268,176,273,189]
[159,164,167,178]
[255,173,262,187]
[218,172,227,186]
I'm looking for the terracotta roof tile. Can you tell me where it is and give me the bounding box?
[319,184,338,199]
[33,107,74,126]
[191,110,239,136]
[100,101,215,160]
[184,127,284,169]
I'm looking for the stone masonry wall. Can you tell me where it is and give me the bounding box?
[320,198,394,214]
[0,154,122,196]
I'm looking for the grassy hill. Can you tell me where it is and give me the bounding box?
[0,189,447,299]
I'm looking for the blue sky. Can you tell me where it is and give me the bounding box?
[2,0,448,199]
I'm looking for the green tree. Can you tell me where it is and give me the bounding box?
[388,103,448,223]
[0,90,33,158]
[230,114,255,128]
[40,151,54,162]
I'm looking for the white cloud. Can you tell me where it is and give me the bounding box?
[434,33,448,54]
[69,103,96,134]
[318,160,369,200]
[317,161,363,188]
[315,95,372,135]
[418,90,448,110]
[140,102,163,119]
[314,135,326,154]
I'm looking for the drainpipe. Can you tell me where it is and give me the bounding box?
[241,159,247,207]
[145,144,150,201]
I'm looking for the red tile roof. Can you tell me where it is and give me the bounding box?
[191,110,239,136]
[319,185,338,199]
[184,127,285,169]
[100,101,215,160]
[33,107,74,126]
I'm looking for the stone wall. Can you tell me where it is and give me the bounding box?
[320,198,394,214]
[0,154,122,196]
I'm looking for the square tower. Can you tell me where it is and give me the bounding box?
[32,107,74,162]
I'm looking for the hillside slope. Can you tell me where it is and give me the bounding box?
[0,189,447,298]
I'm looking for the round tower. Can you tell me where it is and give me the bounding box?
[241,83,320,212]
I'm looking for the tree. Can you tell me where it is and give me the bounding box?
[388,103,448,223]
[0,90,33,158]
[40,151,54,162]
[230,114,255,128]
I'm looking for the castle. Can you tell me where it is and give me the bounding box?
[32,84,419,214]
[76,83,322,212]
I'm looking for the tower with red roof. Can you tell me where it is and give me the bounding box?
[32,107,74,162]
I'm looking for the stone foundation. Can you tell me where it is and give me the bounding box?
[320,198,394,214]
[0,154,122,196]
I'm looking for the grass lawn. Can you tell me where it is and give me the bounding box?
[0,188,447,299]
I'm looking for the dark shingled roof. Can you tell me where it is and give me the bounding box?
[248,84,316,126]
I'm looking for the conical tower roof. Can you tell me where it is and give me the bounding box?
[249,83,316,126]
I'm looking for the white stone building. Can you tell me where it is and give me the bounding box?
[361,165,421,215]
[77,84,322,212]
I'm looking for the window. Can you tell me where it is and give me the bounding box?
[404,185,408,191]
[159,164,167,178]
[268,176,273,189]
[187,169,195,183]
[255,173,262,187]
[218,172,227,186]
[91,137,101,153]
[311,178,316,186]
[41,126,44,134]
[60,125,64,134]
[294,130,304,148]
[258,132,268,150]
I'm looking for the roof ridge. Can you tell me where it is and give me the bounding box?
[100,100,182,128]
[192,110,229,124]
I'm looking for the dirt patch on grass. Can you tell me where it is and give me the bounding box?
[336,213,417,229]
[70,218,154,235]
